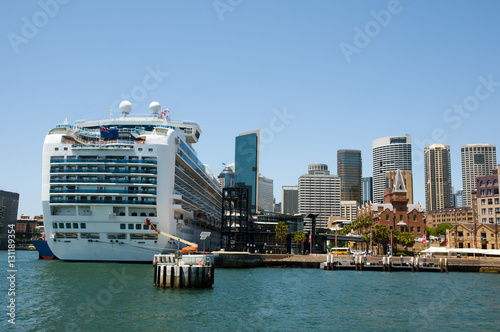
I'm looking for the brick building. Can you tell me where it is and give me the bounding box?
[358,169,426,239]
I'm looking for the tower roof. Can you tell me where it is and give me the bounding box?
[393,169,407,193]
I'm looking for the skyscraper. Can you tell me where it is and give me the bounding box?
[362,177,373,204]
[372,135,412,204]
[424,144,452,211]
[282,186,299,215]
[235,130,259,213]
[217,164,235,189]
[0,190,19,249]
[461,144,497,207]
[258,175,274,212]
[298,164,341,231]
[337,149,362,204]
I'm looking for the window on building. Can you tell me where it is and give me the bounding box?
[488,199,493,204]
[482,208,486,214]
[417,227,421,233]
[481,199,486,205]
[482,218,487,223]
[488,208,493,214]
[487,189,492,195]
[480,190,485,195]
[489,218,494,223]
[495,198,499,204]
[413,215,416,221]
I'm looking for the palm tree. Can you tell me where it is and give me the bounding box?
[294,231,307,254]
[275,221,288,254]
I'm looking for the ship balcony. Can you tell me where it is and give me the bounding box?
[50,158,157,165]
[172,203,191,214]
[50,178,157,185]
[49,198,156,205]
[50,189,157,195]
[49,169,157,175]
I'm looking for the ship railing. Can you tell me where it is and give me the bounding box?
[50,178,157,185]
[50,158,157,165]
[49,169,157,175]
[50,189,157,195]
[49,199,156,205]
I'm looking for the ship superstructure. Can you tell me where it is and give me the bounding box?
[41,101,221,261]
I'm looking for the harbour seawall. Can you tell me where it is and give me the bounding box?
[213,253,500,272]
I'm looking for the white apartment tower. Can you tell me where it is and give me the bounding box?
[258,175,274,212]
[372,135,412,204]
[461,144,497,207]
[298,164,341,231]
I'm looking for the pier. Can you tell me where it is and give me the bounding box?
[153,254,215,288]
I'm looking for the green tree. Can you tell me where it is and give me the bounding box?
[275,221,288,254]
[294,231,307,255]
[426,227,437,237]
[372,225,399,254]
[397,232,415,249]
[436,222,453,236]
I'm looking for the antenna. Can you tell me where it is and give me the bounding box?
[110,107,113,119]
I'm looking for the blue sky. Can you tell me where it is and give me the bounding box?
[1,0,500,217]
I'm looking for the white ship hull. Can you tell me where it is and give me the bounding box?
[42,103,222,262]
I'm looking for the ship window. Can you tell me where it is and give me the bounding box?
[130,234,143,240]
[148,148,153,152]
[149,212,155,217]
[140,212,147,216]
[55,147,59,151]
[59,223,64,229]
[66,223,71,229]
[107,233,126,239]
[138,148,143,151]
[128,224,134,230]
[64,147,68,151]
[143,224,150,230]
[131,212,137,216]
[135,224,141,230]
[53,223,58,229]
[80,223,86,229]
[120,224,126,229]
[73,223,79,229]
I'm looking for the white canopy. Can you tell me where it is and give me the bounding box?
[420,247,500,256]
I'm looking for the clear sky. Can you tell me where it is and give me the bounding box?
[1,0,500,218]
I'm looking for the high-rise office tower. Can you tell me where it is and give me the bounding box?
[298,164,341,231]
[258,175,274,212]
[337,149,362,204]
[372,135,412,204]
[461,144,497,207]
[0,190,19,249]
[424,144,452,211]
[455,189,464,207]
[235,130,259,213]
[218,164,235,189]
[282,186,299,215]
[362,177,373,204]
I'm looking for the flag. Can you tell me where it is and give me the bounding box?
[308,234,311,243]
[161,108,167,117]
[423,233,427,245]
[390,230,393,245]
[446,236,449,245]
[371,230,373,243]
[100,126,118,139]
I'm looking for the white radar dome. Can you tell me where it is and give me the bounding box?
[119,100,132,116]
[149,101,161,114]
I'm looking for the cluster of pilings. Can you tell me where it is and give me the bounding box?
[153,254,215,288]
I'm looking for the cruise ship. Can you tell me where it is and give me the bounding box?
[41,101,222,262]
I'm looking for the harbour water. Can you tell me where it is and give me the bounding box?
[2,251,500,331]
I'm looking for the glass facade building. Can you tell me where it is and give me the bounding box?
[362,177,373,204]
[0,190,19,249]
[235,130,259,213]
[337,150,362,204]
